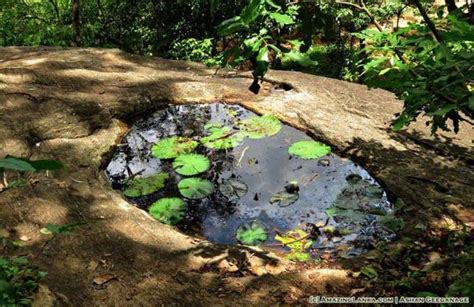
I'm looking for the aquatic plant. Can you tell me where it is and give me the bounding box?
[219,179,248,201]
[123,173,169,197]
[239,114,281,139]
[172,153,210,176]
[149,197,186,225]
[288,140,331,160]
[270,191,299,207]
[151,136,198,159]
[275,229,313,262]
[200,124,245,150]
[178,177,214,199]
[235,221,268,245]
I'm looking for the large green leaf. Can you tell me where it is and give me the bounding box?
[200,124,245,150]
[240,0,264,24]
[149,198,186,225]
[270,191,299,207]
[219,179,248,201]
[178,177,214,199]
[288,140,331,160]
[239,114,281,139]
[269,12,294,26]
[235,221,267,245]
[151,137,198,159]
[0,157,36,172]
[123,173,169,198]
[172,153,210,176]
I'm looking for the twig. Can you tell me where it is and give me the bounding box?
[236,146,249,167]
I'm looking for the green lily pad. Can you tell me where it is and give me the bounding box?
[219,179,248,201]
[123,173,169,197]
[288,140,331,160]
[149,198,186,225]
[200,124,245,150]
[239,114,281,139]
[178,177,214,199]
[235,221,268,245]
[151,136,198,159]
[172,153,210,176]
[270,191,299,207]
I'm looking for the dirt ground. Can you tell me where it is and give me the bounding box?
[0,47,473,306]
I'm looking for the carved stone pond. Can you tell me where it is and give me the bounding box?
[105,104,397,261]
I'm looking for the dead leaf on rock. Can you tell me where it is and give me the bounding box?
[93,274,116,286]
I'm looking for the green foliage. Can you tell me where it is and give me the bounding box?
[172,154,210,176]
[219,179,248,201]
[123,173,169,198]
[239,114,281,139]
[270,191,299,207]
[39,222,85,236]
[200,124,245,150]
[149,198,186,225]
[235,221,268,245]
[0,156,63,172]
[178,177,214,199]
[168,38,222,66]
[288,141,331,160]
[0,256,46,306]
[151,137,198,159]
[275,229,313,262]
[357,15,474,132]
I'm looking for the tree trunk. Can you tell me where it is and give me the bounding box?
[72,0,81,46]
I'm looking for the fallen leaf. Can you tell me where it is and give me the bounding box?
[93,274,116,286]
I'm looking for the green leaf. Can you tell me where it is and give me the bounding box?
[40,222,85,235]
[172,154,210,176]
[269,12,294,26]
[235,221,268,245]
[275,229,312,250]
[149,198,186,225]
[287,251,311,262]
[0,157,36,172]
[239,114,281,139]
[281,51,318,67]
[200,125,245,149]
[123,173,169,197]
[241,0,264,24]
[270,191,299,207]
[256,46,269,62]
[360,266,378,279]
[217,16,245,36]
[178,177,214,199]
[288,141,331,160]
[151,137,198,159]
[219,179,248,201]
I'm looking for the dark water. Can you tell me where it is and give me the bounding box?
[105,104,395,258]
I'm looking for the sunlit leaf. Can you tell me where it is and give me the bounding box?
[200,125,245,149]
[239,114,281,139]
[151,136,198,159]
[172,153,210,176]
[178,177,214,199]
[123,173,169,197]
[149,198,186,225]
[288,140,331,160]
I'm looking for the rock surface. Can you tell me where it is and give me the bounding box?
[0,47,472,305]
